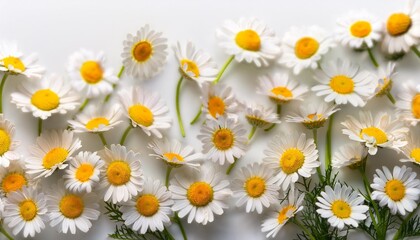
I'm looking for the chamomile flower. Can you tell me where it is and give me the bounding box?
[200,83,240,120]
[341,111,408,155]
[311,59,377,107]
[198,116,247,165]
[374,62,397,97]
[332,143,368,169]
[68,105,123,133]
[11,74,80,120]
[120,178,173,234]
[257,73,308,104]
[99,144,144,203]
[119,86,171,138]
[396,81,420,126]
[26,130,82,179]
[148,138,202,168]
[122,24,168,80]
[0,42,45,79]
[285,102,340,129]
[3,187,47,238]
[0,160,32,195]
[279,26,335,75]
[244,103,281,129]
[233,163,279,214]
[0,115,20,168]
[316,183,369,229]
[64,151,104,193]
[371,165,420,215]
[216,17,281,67]
[401,133,420,165]
[170,165,232,225]
[263,133,320,191]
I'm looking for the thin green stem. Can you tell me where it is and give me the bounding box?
[0,224,13,240]
[325,114,334,177]
[98,132,107,146]
[385,90,396,104]
[366,47,379,68]
[104,66,125,103]
[163,227,175,240]
[313,129,324,182]
[175,213,188,240]
[292,218,316,240]
[226,158,238,175]
[176,76,186,137]
[393,204,420,240]
[165,166,173,188]
[359,156,380,228]
[265,104,282,132]
[120,125,132,145]
[38,118,43,136]
[0,73,9,114]
[213,55,234,84]
[190,105,202,125]
[78,99,90,113]
[248,126,257,140]
[412,46,420,59]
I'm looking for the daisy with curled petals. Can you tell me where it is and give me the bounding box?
[0,160,32,195]
[401,133,420,166]
[3,187,47,238]
[263,132,320,191]
[312,59,377,107]
[244,103,281,137]
[316,183,369,229]
[99,144,144,204]
[332,143,368,169]
[279,26,335,75]
[122,24,168,80]
[0,115,20,168]
[396,81,420,126]
[285,102,340,129]
[64,151,104,193]
[233,163,279,214]
[373,62,397,104]
[200,83,240,122]
[371,165,420,215]
[169,165,232,225]
[120,178,173,234]
[68,104,122,134]
[341,111,408,155]
[26,130,82,179]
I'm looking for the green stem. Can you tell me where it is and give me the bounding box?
[0,73,9,114]
[313,129,324,182]
[366,47,379,68]
[38,118,43,136]
[0,224,13,240]
[176,76,186,137]
[78,99,90,112]
[412,46,420,59]
[393,204,420,240]
[98,132,107,146]
[385,90,396,104]
[292,218,316,240]
[175,213,188,240]
[226,158,238,175]
[248,126,257,140]
[119,125,132,145]
[325,114,334,177]
[190,105,202,125]
[264,104,282,132]
[163,227,175,240]
[359,156,380,228]
[165,166,173,188]
[213,55,234,84]
[104,65,125,103]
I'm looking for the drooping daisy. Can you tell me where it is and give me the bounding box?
[279,26,335,75]
[68,104,123,133]
[332,142,368,169]
[316,183,369,229]
[373,62,397,98]
[26,130,82,178]
[148,138,202,168]
[11,74,80,120]
[170,165,232,225]
[396,81,420,126]
[64,151,104,193]
[257,73,308,104]
[263,132,320,191]
[0,160,32,195]
[122,24,168,80]
[0,115,20,167]
[233,163,279,214]
[3,187,47,238]
[216,17,281,67]
[119,86,171,138]
[371,165,420,215]
[67,49,118,98]
[244,103,281,130]
[120,178,173,234]
[198,116,247,165]
[99,144,144,203]
[311,59,377,107]
[401,133,420,165]
[341,111,408,155]
[285,102,340,129]
[200,83,240,121]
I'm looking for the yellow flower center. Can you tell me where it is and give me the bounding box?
[360,127,388,144]
[0,129,11,155]
[187,182,213,207]
[294,37,319,59]
[19,199,37,221]
[75,163,95,182]
[42,147,69,169]
[31,89,60,111]
[411,94,420,119]
[410,148,420,163]
[235,29,261,51]
[271,87,293,98]
[208,97,225,118]
[387,13,412,36]
[1,172,27,194]
[85,117,109,130]
[106,161,131,186]
[244,176,266,198]
[329,75,354,94]
[385,179,406,201]
[136,194,159,217]
[350,20,372,38]
[1,56,26,72]
[59,194,84,219]
[307,113,323,120]
[132,41,153,62]
[180,59,200,77]
[277,205,296,224]
[212,128,234,150]
[280,148,305,174]
[163,152,184,162]
[331,200,351,219]
[128,104,154,127]
[80,61,103,84]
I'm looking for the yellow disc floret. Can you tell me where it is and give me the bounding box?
[329,75,355,94]
[85,117,109,130]
[0,129,11,155]
[2,172,26,194]
[75,163,95,182]
[244,176,266,198]
[410,148,420,163]
[42,148,69,169]
[180,59,200,77]
[271,87,293,98]
[163,152,184,162]
[385,179,406,201]
[350,21,372,38]
[128,104,154,127]
[80,61,103,84]
[208,97,225,118]
[19,199,38,221]
[136,194,160,217]
[295,37,319,59]
[31,89,60,111]
[187,182,213,207]
[360,127,388,144]
[280,148,305,174]
[132,41,153,62]
[1,56,26,72]
[59,194,84,219]
[212,128,234,151]
[235,30,261,51]
[411,94,420,119]
[387,13,412,36]
[277,205,296,224]
[331,200,351,219]
[107,161,131,186]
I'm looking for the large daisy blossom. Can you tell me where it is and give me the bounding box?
[244,103,281,130]
[200,83,240,121]
[0,114,20,168]
[68,104,123,133]
[148,138,202,168]
[285,101,340,129]
[332,142,368,169]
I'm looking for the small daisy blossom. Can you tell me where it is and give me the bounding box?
[0,114,20,167]
[341,111,408,155]
[401,133,420,165]
[68,104,123,133]
[396,81,420,126]
[332,142,368,169]
[0,160,33,195]
[285,102,340,129]
[200,82,240,121]
[371,165,420,215]
[148,138,202,168]
[373,62,397,97]
[257,73,308,104]
[244,103,281,130]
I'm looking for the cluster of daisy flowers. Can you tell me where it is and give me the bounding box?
[0,1,419,240]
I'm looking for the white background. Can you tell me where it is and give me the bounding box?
[0,0,419,239]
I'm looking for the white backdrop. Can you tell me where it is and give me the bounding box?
[0,0,418,239]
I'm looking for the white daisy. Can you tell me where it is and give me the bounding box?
[169,165,232,225]
[26,130,82,179]
[285,102,340,129]
[216,17,281,67]
[401,133,420,165]
[373,62,397,98]
[257,73,308,104]
[148,138,202,168]
[332,142,368,169]
[122,24,168,80]
[68,104,123,133]
[99,144,144,203]
[279,26,335,75]
[11,74,80,120]
[341,111,408,155]
[316,183,369,229]
[119,86,171,138]
[311,59,377,107]
[263,132,320,191]
[120,178,173,234]
[244,103,281,130]
[396,81,420,126]
[0,115,20,167]
[200,82,240,121]
[64,151,104,193]
[0,160,32,196]
[371,165,420,215]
